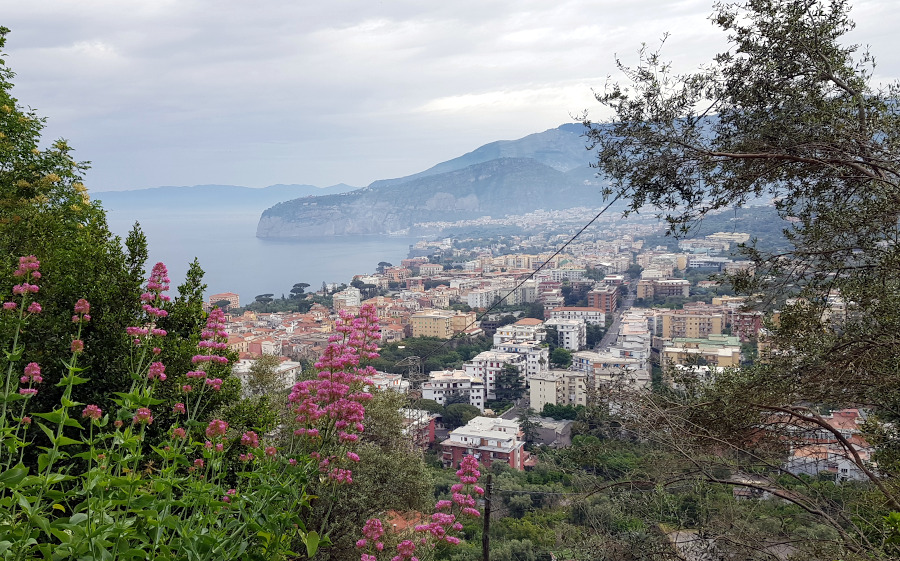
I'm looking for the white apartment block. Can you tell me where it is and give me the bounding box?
[492,318,546,346]
[422,370,486,411]
[549,307,606,327]
[494,341,549,383]
[464,351,526,400]
[544,318,586,351]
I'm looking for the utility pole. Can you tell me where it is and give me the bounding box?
[482,474,492,561]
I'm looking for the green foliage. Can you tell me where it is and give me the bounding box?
[494,364,524,402]
[540,402,582,420]
[443,403,480,429]
[549,347,571,368]
[583,0,900,556]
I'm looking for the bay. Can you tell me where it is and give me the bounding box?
[104,208,416,305]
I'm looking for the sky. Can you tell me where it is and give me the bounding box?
[3,0,898,191]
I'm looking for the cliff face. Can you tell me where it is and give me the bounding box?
[256,157,605,238]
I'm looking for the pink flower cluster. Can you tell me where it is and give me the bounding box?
[128,263,171,346]
[148,361,166,381]
[358,456,482,561]
[19,361,42,396]
[72,298,91,322]
[133,407,153,425]
[205,419,228,438]
[288,304,380,483]
[5,256,41,311]
[187,308,230,384]
[82,404,102,421]
[240,430,260,448]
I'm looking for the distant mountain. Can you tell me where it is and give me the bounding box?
[257,156,606,238]
[258,124,607,238]
[368,123,592,189]
[94,183,357,214]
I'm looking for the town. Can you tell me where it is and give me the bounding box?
[211,224,866,484]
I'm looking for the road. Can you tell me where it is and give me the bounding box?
[596,287,634,351]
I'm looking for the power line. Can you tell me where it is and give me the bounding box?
[405,194,622,368]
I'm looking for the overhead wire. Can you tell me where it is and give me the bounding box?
[398,194,622,369]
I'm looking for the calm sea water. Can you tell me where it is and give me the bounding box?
[105,208,416,305]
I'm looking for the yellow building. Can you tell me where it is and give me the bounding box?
[660,310,724,339]
[410,309,454,339]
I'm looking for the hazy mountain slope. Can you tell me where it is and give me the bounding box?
[257,158,605,238]
[368,123,591,189]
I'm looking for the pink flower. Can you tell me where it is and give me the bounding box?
[205,419,228,438]
[205,377,223,391]
[23,362,41,383]
[362,518,384,541]
[133,407,153,425]
[114,420,124,428]
[194,458,205,469]
[148,361,166,381]
[173,402,186,415]
[172,427,187,439]
[265,446,277,457]
[82,404,102,421]
[215,443,224,452]
[2,302,16,310]
[71,339,84,353]
[397,540,416,557]
[19,388,37,396]
[74,298,90,315]
[356,539,367,549]
[21,416,31,425]
[182,384,193,393]
[346,451,360,462]
[240,431,260,448]
[26,302,41,314]
[361,555,377,561]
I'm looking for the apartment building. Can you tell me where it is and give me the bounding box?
[441,416,527,470]
[549,307,606,327]
[587,285,620,315]
[530,369,589,411]
[544,318,586,351]
[422,370,486,411]
[493,318,546,345]
[495,341,549,382]
[464,351,525,399]
[659,309,724,339]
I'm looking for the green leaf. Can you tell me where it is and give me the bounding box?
[299,530,324,557]
[0,464,28,486]
[54,436,81,447]
[69,512,88,524]
[34,410,64,424]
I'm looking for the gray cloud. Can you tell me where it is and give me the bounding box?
[3,0,897,190]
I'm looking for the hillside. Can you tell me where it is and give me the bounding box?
[256,157,606,238]
[257,124,606,238]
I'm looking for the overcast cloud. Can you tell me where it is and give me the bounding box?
[3,0,897,191]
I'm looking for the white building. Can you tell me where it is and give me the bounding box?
[495,341,549,383]
[493,318,546,346]
[422,370,486,411]
[544,318,586,351]
[549,307,606,327]
[530,369,589,412]
[464,351,526,400]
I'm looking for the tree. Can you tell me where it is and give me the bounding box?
[213,299,231,312]
[289,282,309,298]
[549,348,571,369]
[376,261,392,274]
[517,408,541,448]
[443,403,480,429]
[495,364,525,402]
[245,354,284,396]
[584,0,900,556]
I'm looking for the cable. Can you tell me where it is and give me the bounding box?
[402,194,622,368]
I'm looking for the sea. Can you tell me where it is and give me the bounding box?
[104,208,418,305]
